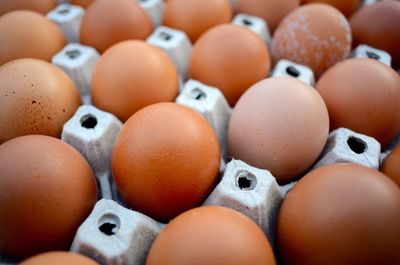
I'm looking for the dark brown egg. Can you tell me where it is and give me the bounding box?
[0,0,57,16]
[381,144,400,187]
[301,0,359,17]
[278,163,400,265]
[20,252,99,265]
[146,206,277,265]
[316,58,400,147]
[0,59,81,144]
[0,11,65,65]
[0,135,97,259]
[189,24,270,106]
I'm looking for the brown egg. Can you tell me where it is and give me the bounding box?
[80,0,152,53]
[70,0,96,8]
[350,1,400,68]
[300,0,359,17]
[316,58,400,147]
[0,0,57,16]
[228,77,329,184]
[236,0,300,32]
[163,0,232,42]
[0,59,81,143]
[277,163,400,265]
[0,135,97,259]
[112,103,220,221]
[381,144,400,187]
[0,11,66,66]
[271,3,352,78]
[146,206,276,265]
[189,24,270,106]
[91,41,179,122]
[20,252,99,265]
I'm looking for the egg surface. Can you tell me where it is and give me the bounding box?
[20,252,99,265]
[381,144,400,187]
[70,0,96,8]
[300,0,359,17]
[0,0,57,16]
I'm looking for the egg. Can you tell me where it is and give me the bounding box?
[91,41,179,122]
[0,10,65,66]
[236,0,300,32]
[228,77,329,184]
[70,0,96,8]
[316,58,400,147]
[0,59,81,144]
[271,3,352,78]
[112,103,220,221]
[146,206,277,265]
[20,252,99,265]
[80,0,153,53]
[350,1,400,68]
[189,24,270,106]
[300,0,359,17]
[0,135,97,259]
[0,0,57,16]
[163,0,232,42]
[277,163,400,265]
[381,144,400,187]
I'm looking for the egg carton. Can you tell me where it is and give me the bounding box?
[350,44,391,67]
[232,13,271,47]
[47,4,84,43]
[271,59,316,86]
[137,0,164,28]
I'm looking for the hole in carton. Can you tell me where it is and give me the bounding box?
[286,66,300,77]
[80,114,97,129]
[98,214,120,236]
[66,49,81,59]
[236,170,257,191]
[242,18,253,26]
[366,51,380,60]
[190,88,206,100]
[347,136,367,154]
[158,32,172,41]
[57,8,70,14]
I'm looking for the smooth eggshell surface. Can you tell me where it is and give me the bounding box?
[70,0,96,8]
[0,10,65,66]
[277,163,400,265]
[271,3,352,78]
[189,24,270,106]
[0,0,57,15]
[0,59,81,144]
[316,58,400,147]
[112,103,220,221]
[146,206,277,265]
[20,252,99,265]
[91,41,179,122]
[0,135,97,259]
[381,144,400,187]
[300,0,359,17]
[228,77,329,184]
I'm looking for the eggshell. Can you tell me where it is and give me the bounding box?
[146,206,277,265]
[189,24,270,106]
[0,11,65,66]
[277,163,400,265]
[350,1,400,68]
[20,252,99,265]
[0,135,97,259]
[316,58,400,147]
[271,3,352,78]
[0,0,57,16]
[228,77,329,184]
[91,41,179,122]
[0,59,81,144]
[300,0,359,17]
[381,144,400,187]
[70,0,96,8]
[236,0,300,32]
[163,0,232,42]
[112,103,220,221]
[80,0,153,53]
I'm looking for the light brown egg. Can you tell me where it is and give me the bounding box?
[228,77,329,184]
[381,144,400,187]
[0,135,97,259]
[146,206,277,265]
[271,3,352,78]
[277,163,400,265]
[236,0,300,32]
[189,24,270,106]
[0,0,57,16]
[316,58,400,148]
[70,0,96,8]
[163,0,232,42]
[112,103,220,222]
[20,252,99,265]
[350,1,400,68]
[300,0,359,17]
[80,0,152,53]
[0,11,65,66]
[91,41,179,122]
[0,59,81,144]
